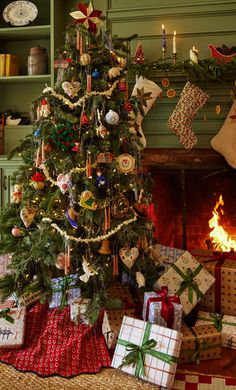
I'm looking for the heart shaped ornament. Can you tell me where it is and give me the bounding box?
[56,173,71,194]
[20,207,36,228]
[119,247,139,269]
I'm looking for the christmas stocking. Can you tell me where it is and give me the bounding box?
[168,81,209,149]
[131,76,162,148]
[211,100,236,168]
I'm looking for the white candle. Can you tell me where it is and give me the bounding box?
[173,30,176,54]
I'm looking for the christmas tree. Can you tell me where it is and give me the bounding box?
[0,2,162,324]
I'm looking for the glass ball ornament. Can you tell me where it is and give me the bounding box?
[34,128,42,137]
[108,67,121,79]
[105,109,119,125]
[92,68,100,78]
[11,226,22,237]
[80,53,91,66]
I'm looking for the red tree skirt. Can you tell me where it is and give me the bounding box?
[0,302,111,377]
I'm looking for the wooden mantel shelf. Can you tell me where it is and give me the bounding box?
[142,148,229,170]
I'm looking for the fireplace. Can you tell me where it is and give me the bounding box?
[143,148,236,251]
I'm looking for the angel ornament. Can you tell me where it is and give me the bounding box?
[79,256,97,283]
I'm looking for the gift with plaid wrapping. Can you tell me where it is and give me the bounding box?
[0,307,26,348]
[111,315,182,388]
[49,274,81,309]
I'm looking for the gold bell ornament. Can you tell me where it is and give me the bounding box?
[98,239,112,255]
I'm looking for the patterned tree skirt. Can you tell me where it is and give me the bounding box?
[0,302,111,377]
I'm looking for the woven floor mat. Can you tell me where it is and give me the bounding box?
[0,363,157,390]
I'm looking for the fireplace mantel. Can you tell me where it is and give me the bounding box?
[142,148,228,170]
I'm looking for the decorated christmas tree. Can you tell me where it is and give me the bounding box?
[0,2,162,324]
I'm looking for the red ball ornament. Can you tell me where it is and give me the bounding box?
[11,226,22,237]
[81,113,90,130]
[123,101,133,112]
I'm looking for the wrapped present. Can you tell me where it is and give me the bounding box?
[18,283,41,307]
[106,285,135,309]
[102,308,136,349]
[149,244,184,271]
[155,251,215,315]
[70,298,91,325]
[195,310,236,349]
[111,316,182,388]
[191,249,236,315]
[0,307,26,348]
[0,253,12,277]
[142,287,182,331]
[49,274,81,309]
[179,324,221,363]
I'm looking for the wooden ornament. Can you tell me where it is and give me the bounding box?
[111,195,130,218]
[98,239,112,255]
[79,190,97,210]
[20,207,36,228]
[80,53,91,66]
[136,271,145,288]
[119,247,139,269]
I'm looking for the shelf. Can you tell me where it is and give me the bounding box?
[0,75,51,84]
[0,25,51,41]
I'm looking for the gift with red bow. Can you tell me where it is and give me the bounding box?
[142,286,182,331]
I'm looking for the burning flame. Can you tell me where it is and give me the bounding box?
[209,194,236,251]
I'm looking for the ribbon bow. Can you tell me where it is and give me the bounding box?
[118,322,178,379]
[210,313,223,332]
[0,308,14,324]
[172,265,204,303]
[52,275,77,309]
[146,286,180,328]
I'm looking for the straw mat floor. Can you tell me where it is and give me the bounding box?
[1,363,236,390]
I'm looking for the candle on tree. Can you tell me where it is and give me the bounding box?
[173,30,176,54]
[162,24,166,52]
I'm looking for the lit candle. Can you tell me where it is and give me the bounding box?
[173,30,176,54]
[162,24,166,51]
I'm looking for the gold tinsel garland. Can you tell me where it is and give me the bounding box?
[42,213,137,243]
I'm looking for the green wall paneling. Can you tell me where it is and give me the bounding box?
[4,126,32,155]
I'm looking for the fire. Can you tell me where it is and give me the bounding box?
[209,194,236,251]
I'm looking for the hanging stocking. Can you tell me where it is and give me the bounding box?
[131,76,162,148]
[211,100,236,168]
[168,81,209,149]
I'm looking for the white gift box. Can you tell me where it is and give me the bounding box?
[70,298,91,325]
[111,316,182,388]
[0,253,12,277]
[0,307,26,348]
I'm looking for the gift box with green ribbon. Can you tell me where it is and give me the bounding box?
[111,315,182,388]
[195,310,236,349]
[149,244,185,272]
[179,323,221,363]
[49,274,81,309]
[0,307,26,349]
[191,249,236,316]
[155,251,215,315]
[69,298,91,325]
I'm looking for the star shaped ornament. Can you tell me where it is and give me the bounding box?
[136,87,153,107]
[70,2,102,34]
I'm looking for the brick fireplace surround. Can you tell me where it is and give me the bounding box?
[143,148,236,251]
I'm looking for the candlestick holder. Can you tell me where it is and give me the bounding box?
[172,53,177,64]
[162,48,166,61]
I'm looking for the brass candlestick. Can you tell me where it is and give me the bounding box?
[172,53,177,64]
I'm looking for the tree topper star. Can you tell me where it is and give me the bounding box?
[135,87,153,107]
[70,2,102,34]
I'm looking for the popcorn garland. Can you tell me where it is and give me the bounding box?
[43,80,120,109]
[40,163,97,186]
[42,213,137,243]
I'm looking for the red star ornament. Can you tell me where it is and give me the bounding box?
[70,2,102,34]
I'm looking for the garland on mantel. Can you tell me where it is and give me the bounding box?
[129,58,236,84]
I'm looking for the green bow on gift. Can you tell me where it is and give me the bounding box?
[172,265,204,303]
[0,308,14,324]
[210,313,223,332]
[52,275,77,309]
[118,322,178,379]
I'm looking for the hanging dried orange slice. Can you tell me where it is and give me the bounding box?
[167,89,176,98]
[215,105,221,115]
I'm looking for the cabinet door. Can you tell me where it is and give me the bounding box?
[0,166,16,207]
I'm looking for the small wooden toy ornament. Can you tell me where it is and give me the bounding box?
[79,190,97,210]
